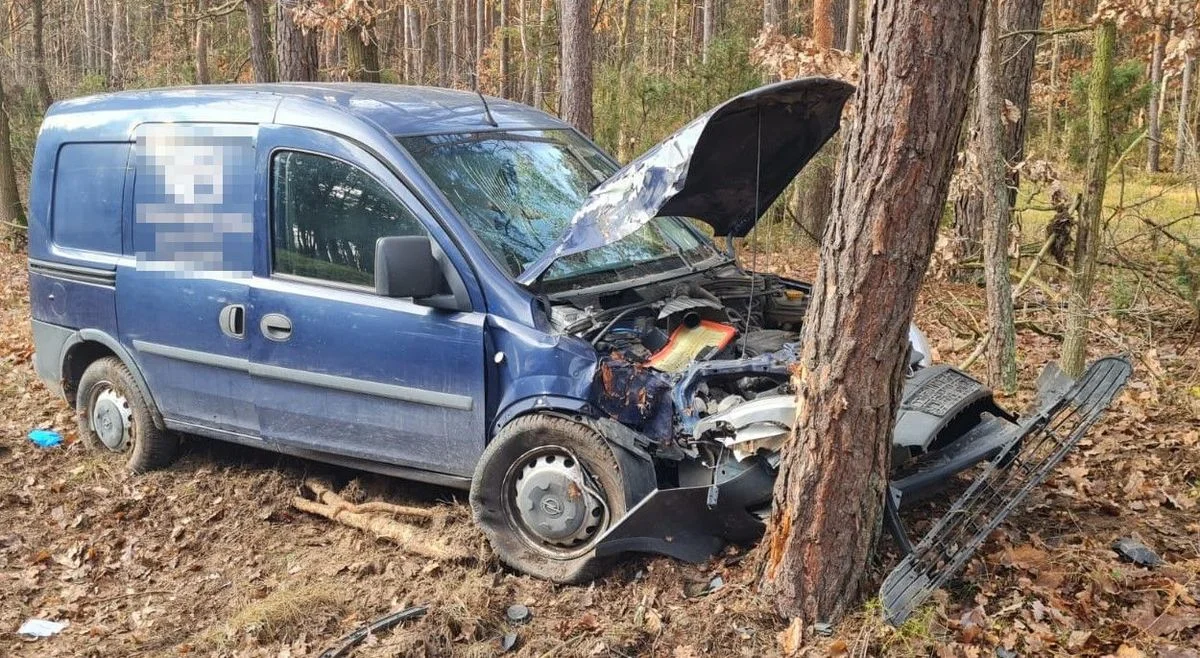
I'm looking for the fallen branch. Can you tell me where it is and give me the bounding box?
[291,497,470,562]
[303,479,434,521]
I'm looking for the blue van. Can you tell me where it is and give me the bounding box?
[27,79,1121,586]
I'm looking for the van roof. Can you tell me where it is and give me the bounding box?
[46,83,569,137]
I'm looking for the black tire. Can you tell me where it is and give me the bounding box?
[75,356,178,473]
[470,414,647,583]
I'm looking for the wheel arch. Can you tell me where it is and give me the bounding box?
[60,330,166,430]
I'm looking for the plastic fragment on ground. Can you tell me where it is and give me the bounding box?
[1112,537,1164,567]
[28,429,63,448]
[18,618,67,637]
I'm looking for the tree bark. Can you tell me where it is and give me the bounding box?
[844,0,859,52]
[977,0,1017,393]
[195,0,210,84]
[560,0,593,135]
[244,0,275,82]
[1060,21,1116,378]
[32,0,53,110]
[950,0,1044,266]
[1146,2,1170,173]
[701,0,716,64]
[500,0,512,97]
[763,0,787,30]
[761,0,985,623]
[790,0,841,243]
[1175,53,1195,172]
[0,69,25,234]
[345,23,382,82]
[276,1,319,81]
[110,0,124,87]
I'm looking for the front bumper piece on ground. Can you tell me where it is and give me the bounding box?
[880,356,1132,624]
[591,357,1130,624]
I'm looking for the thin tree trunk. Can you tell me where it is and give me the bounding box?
[951,0,1044,267]
[244,0,274,82]
[195,0,210,84]
[701,0,715,64]
[32,0,53,110]
[534,0,548,107]
[763,0,786,30]
[0,69,25,233]
[437,0,448,86]
[1060,21,1116,378]
[560,0,593,134]
[791,0,840,242]
[845,0,859,52]
[276,1,319,81]
[1146,2,1170,172]
[110,0,123,86]
[978,0,1017,393]
[519,0,532,102]
[761,0,985,622]
[500,0,511,97]
[475,0,485,82]
[1175,54,1195,171]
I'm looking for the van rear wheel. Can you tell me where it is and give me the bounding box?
[76,357,178,473]
[471,414,643,583]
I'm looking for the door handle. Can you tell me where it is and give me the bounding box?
[260,313,293,342]
[218,304,245,338]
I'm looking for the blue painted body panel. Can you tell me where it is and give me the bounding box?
[27,83,610,484]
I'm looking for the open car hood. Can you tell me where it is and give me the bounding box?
[517,77,855,285]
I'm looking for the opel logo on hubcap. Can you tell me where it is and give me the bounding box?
[541,497,563,517]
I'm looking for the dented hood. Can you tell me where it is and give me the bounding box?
[517,77,855,285]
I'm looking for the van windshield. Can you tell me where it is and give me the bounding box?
[398,130,719,290]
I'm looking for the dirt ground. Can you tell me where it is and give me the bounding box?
[2,244,1199,658]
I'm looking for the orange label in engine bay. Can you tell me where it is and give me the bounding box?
[646,320,737,372]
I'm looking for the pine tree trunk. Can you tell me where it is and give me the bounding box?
[244,0,274,82]
[1146,4,1170,173]
[1060,21,1116,378]
[475,0,485,80]
[951,0,1044,267]
[437,0,449,86]
[791,0,840,243]
[761,0,985,623]
[32,0,53,110]
[560,0,593,134]
[0,69,25,234]
[978,0,1017,393]
[195,0,210,84]
[110,0,123,87]
[276,1,318,81]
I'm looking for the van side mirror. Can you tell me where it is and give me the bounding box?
[375,236,444,299]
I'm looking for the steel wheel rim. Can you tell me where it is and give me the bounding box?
[90,381,134,453]
[502,445,611,560]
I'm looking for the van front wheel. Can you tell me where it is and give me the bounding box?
[76,357,178,473]
[471,414,643,583]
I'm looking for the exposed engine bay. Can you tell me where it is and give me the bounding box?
[549,265,941,494]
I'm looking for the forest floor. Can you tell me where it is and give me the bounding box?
[2,241,1199,658]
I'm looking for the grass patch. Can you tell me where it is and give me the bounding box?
[208,584,346,646]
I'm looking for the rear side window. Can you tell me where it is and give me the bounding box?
[52,143,130,254]
[270,150,427,287]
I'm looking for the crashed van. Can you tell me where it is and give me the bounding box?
[29,80,1129,620]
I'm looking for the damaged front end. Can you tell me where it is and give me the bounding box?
[562,273,1130,624]
[498,77,1130,622]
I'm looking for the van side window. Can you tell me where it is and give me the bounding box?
[270,150,427,287]
[53,143,130,254]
